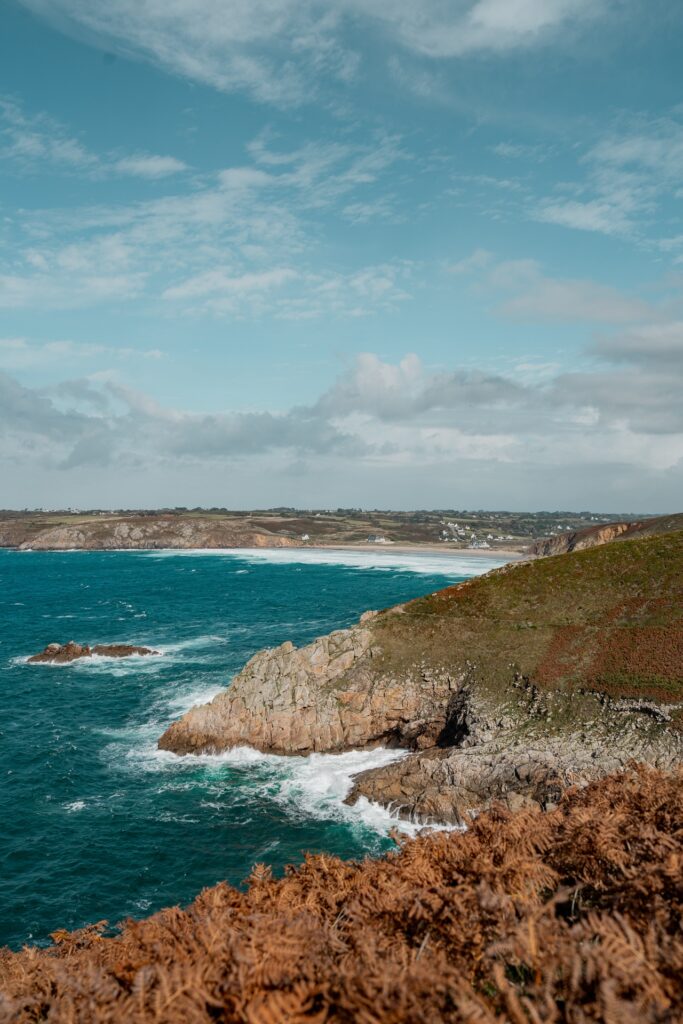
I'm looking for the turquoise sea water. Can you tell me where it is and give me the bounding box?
[0,547,505,950]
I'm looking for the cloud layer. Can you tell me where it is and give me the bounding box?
[19,0,610,104]
[1,325,680,509]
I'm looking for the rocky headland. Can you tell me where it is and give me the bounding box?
[1,516,301,552]
[160,529,683,824]
[528,511,683,556]
[28,641,159,663]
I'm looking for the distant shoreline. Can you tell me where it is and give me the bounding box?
[4,543,525,560]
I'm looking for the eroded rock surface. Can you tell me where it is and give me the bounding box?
[346,682,683,824]
[28,642,159,663]
[158,623,460,755]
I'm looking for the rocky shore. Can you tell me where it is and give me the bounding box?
[159,529,683,824]
[158,612,455,757]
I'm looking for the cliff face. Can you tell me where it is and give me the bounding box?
[4,516,300,551]
[159,616,459,756]
[346,682,682,823]
[160,530,683,821]
[528,511,683,557]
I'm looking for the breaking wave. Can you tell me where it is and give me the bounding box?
[141,546,512,577]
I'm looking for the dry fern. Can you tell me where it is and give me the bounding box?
[0,765,681,1023]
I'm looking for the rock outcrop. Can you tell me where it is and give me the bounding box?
[346,681,683,823]
[159,615,459,755]
[28,642,159,663]
[528,511,683,557]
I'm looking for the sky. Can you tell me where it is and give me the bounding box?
[1,0,682,512]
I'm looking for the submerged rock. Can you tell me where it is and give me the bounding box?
[28,641,159,663]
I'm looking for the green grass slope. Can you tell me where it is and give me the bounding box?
[373,528,683,720]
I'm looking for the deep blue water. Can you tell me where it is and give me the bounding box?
[0,546,504,949]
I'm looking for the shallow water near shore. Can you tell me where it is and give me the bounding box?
[0,547,506,949]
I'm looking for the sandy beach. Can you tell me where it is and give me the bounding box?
[315,542,526,560]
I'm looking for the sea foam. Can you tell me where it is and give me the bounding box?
[141,546,510,578]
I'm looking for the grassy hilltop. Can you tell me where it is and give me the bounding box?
[374,527,683,719]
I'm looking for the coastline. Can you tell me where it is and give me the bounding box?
[2,542,526,560]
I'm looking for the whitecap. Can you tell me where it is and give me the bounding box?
[157,634,226,655]
[124,740,452,837]
[163,683,226,715]
[140,546,512,578]
[63,800,86,812]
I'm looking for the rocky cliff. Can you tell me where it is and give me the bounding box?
[528,511,683,557]
[160,530,683,822]
[159,613,459,755]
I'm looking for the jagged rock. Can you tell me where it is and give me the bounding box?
[158,626,459,755]
[28,642,159,663]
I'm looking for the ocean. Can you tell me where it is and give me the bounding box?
[0,546,506,949]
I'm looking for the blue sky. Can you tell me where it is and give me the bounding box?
[1,0,682,511]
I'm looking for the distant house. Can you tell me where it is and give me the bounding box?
[301,534,310,541]
[367,535,391,544]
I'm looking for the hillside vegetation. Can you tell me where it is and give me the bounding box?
[377,527,683,711]
[159,527,683,824]
[1,767,681,1023]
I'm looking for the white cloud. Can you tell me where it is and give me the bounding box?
[3,126,411,317]
[531,113,683,240]
[453,251,656,324]
[448,248,494,275]
[497,267,653,324]
[0,95,96,170]
[162,267,298,302]
[359,0,603,58]
[593,322,683,365]
[18,0,609,106]
[534,198,631,236]
[2,335,682,489]
[0,271,144,310]
[162,262,412,318]
[112,154,188,178]
[0,95,187,179]
[591,118,683,182]
[0,337,162,370]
